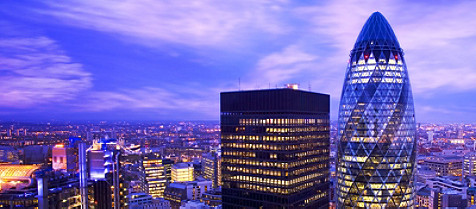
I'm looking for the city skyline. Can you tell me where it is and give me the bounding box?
[1,1,476,122]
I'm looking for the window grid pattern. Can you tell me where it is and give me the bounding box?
[337,12,417,209]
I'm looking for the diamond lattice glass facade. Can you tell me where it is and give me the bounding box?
[337,12,417,208]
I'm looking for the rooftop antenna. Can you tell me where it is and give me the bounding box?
[238,78,241,91]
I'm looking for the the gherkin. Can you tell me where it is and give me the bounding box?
[337,12,416,208]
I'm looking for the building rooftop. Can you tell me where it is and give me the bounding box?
[354,11,400,49]
[423,155,462,163]
[220,88,329,113]
[172,162,191,169]
[416,186,431,196]
[0,165,40,178]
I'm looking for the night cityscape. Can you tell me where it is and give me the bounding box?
[1,1,476,209]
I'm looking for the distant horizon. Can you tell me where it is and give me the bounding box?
[0,118,474,124]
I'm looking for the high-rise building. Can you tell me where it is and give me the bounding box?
[88,138,129,209]
[202,150,221,188]
[464,152,476,178]
[221,88,330,209]
[427,131,434,143]
[142,153,168,198]
[52,141,79,172]
[458,126,464,139]
[337,12,417,208]
[171,162,194,182]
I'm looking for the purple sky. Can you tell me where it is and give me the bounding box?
[1,0,476,122]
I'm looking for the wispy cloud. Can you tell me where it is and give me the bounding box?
[294,0,476,95]
[36,0,290,49]
[240,45,318,89]
[2,0,476,121]
[0,36,92,107]
[78,86,218,118]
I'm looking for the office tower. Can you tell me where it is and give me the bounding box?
[430,188,467,209]
[463,152,476,178]
[79,142,89,209]
[202,188,222,207]
[337,12,417,208]
[458,126,464,139]
[52,142,78,172]
[221,88,330,209]
[23,145,50,165]
[428,131,434,143]
[37,171,83,209]
[88,138,129,209]
[142,153,168,198]
[171,162,194,182]
[163,158,174,182]
[468,187,476,207]
[6,128,11,137]
[202,150,221,188]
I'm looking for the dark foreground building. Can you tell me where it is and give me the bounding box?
[337,12,417,208]
[221,87,330,209]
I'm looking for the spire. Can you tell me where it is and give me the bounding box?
[354,12,400,49]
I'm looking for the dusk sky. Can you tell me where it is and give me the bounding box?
[1,0,476,122]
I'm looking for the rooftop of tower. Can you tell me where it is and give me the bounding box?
[354,12,400,49]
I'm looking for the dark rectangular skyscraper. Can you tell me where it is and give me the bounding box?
[220,88,330,209]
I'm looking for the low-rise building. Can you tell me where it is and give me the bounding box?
[421,155,462,177]
[416,186,431,209]
[164,179,212,209]
[128,193,171,209]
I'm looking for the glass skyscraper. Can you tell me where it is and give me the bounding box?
[337,12,417,208]
[221,88,330,209]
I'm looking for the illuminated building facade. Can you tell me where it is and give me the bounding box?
[171,163,194,182]
[202,150,221,188]
[0,165,87,209]
[221,88,330,209]
[422,156,462,177]
[0,146,19,163]
[37,171,84,209]
[164,179,212,209]
[88,138,129,209]
[415,186,431,208]
[337,12,417,208]
[142,153,168,198]
[52,142,78,172]
[464,152,476,177]
[0,165,40,208]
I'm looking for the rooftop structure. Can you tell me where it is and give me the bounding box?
[0,164,41,191]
